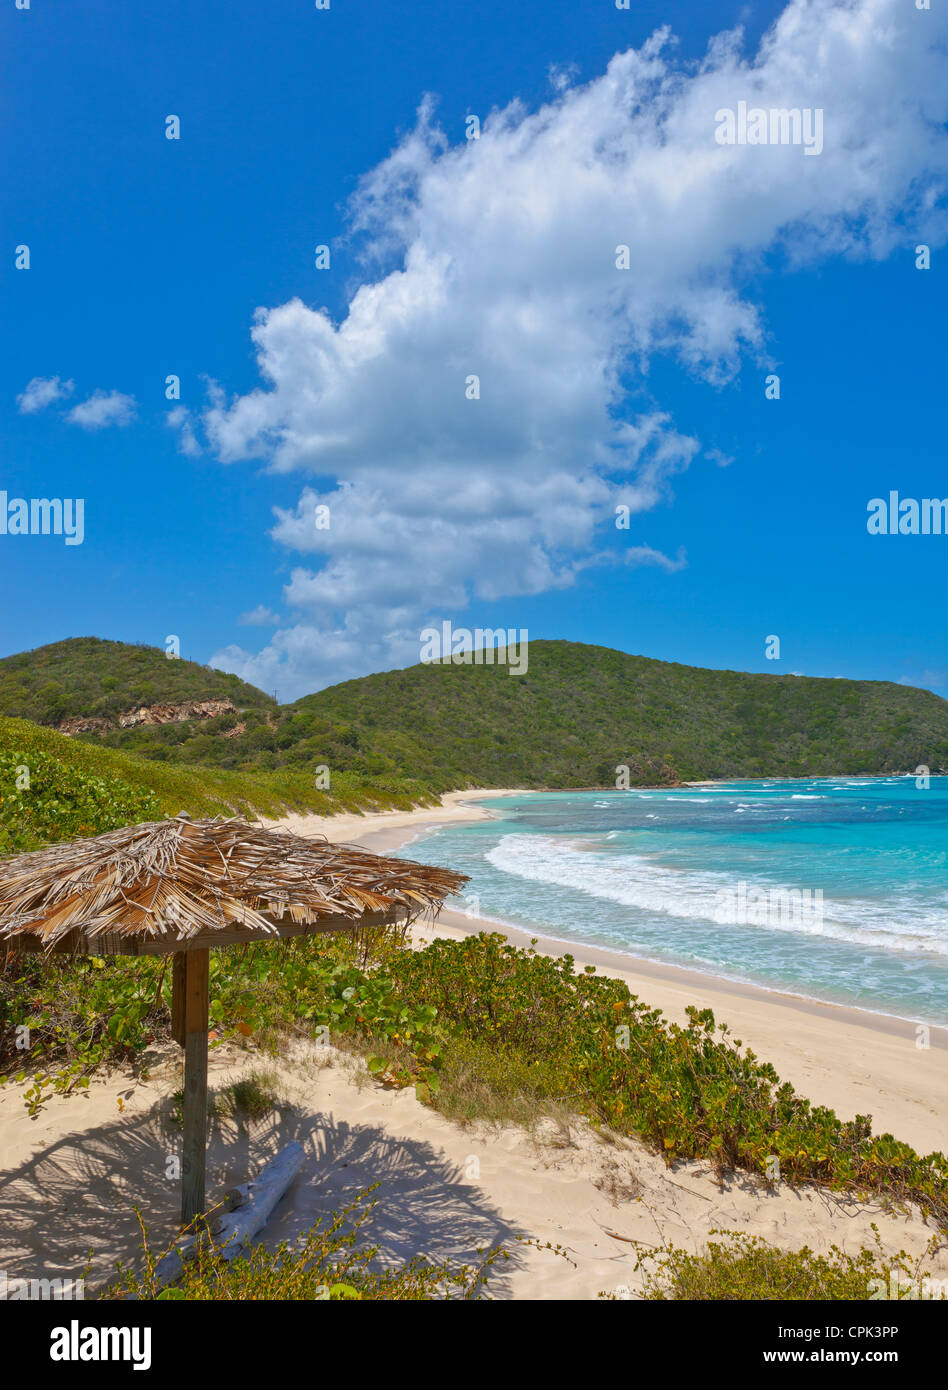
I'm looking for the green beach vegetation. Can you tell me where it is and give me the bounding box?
[606,1228,942,1301]
[0,715,437,857]
[4,930,947,1244]
[111,1189,506,1301]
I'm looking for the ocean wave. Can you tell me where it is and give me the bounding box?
[483,834,948,958]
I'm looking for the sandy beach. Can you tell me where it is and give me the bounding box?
[3,1032,945,1302]
[269,787,524,847]
[1,787,945,1302]
[275,789,948,1157]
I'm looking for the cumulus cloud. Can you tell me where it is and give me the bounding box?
[66,390,137,430]
[623,545,688,574]
[238,605,282,626]
[17,376,75,413]
[166,405,202,457]
[899,669,948,689]
[207,0,948,698]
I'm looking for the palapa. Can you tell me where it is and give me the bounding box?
[0,814,468,1226]
[0,813,468,954]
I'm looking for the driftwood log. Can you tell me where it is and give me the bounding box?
[154,1141,305,1288]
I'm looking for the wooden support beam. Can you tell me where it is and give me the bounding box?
[180,947,209,1228]
[170,951,187,1046]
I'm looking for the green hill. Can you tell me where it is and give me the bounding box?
[287,641,948,785]
[27,638,948,788]
[0,637,274,726]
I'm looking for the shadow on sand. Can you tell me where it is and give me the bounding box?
[0,1096,526,1298]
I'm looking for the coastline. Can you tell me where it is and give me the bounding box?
[268,787,523,846]
[2,787,944,1301]
[272,789,948,1155]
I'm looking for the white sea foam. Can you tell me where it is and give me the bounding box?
[484,834,948,958]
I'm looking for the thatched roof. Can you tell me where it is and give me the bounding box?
[0,815,468,955]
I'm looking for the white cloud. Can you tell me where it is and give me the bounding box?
[66,390,137,430]
[624,545,688,574]
[166,406,202,457]
[548,62,580,94]
[900,669,948,689]
[238,605,282,626]
[207,0,948,699]
[17,376,74,413]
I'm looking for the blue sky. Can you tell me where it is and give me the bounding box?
[2,0,946,702]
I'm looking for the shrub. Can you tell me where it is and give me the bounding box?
[608,1229,944,1301]
[383,933,948,1232]
[110,1188,505,1300]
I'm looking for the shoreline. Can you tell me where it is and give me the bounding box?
[268,787,522,846]
[2,786,944,1299]
[273,789,948,1154]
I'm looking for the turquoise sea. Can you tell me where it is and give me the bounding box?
[396,777,948,1026]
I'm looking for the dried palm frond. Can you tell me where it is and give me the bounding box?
[0,815,468,955]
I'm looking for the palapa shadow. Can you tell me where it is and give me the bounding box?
[0,1096,524,1298]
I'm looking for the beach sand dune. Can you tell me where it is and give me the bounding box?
[2,1039,945,1301]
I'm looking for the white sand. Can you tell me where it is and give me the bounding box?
[268,788,523,846]
[1,787,945,1301]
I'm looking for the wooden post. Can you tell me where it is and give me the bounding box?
[170,951,187,1046]
[178,948,210,1228]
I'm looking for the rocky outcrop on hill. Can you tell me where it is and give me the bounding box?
[60,699,238,736]
[58,715,113,736]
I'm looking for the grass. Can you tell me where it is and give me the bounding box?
[218,1069,284,1120]
[611,1228,946,1301]
[423,1033,581,1131]
[109,1188,507,1301]
[169,1068,286,1126]
[0,714,439,855]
